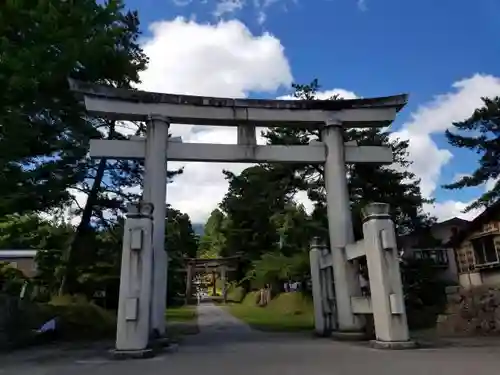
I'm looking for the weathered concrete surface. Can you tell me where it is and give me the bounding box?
[3,302,500,375]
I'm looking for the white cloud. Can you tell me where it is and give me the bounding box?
[357,0,367,11]
[316,89,357,100]
[43,18,292,226]
[294,190,314,213]
[136,17,293,222]
[213,0,245,18]
[141,18,291,97]
[278,88,357,101]
[390,74,500,221]
[253,0,296,25]
[208,0,297,25]
[63,25,500,228]
[166,127,255,223]
[136,18,359,223]
[172,0,193,6]
[424,200,483,223]
[485,177,499,192]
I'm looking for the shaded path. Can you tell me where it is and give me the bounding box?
[194,302,254,336]
[4,302,500,375]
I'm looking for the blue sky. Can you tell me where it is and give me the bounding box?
[116,0,500,223]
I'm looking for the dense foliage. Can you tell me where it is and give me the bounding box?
[0,0,146,216]
[0,207,198,305]
[401,258,450,328]
[0,0,195,305]
[166,207,199,305]
[198,209,226,259]
[263,80,435,239]
[444,97,500,211]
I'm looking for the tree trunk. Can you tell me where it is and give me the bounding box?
[59,122,116,295]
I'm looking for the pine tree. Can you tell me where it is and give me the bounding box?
[444,97,500,211]
[263,80,434,239]
[0,0,148,215]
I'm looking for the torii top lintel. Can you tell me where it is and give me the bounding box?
[69,79,408,128]
[185,255,241,267]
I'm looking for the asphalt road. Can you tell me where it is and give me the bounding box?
[3,302,500,375]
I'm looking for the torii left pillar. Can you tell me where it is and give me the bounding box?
[143,114,169,337]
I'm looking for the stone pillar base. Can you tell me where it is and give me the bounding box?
[111,348,155,360]
[370,340,417,350]
[331,331,367,341]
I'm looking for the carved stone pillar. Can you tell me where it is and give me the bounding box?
[114,202,155,358]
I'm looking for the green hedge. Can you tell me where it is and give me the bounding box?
[1,294,117,350]
[41,295,116,340]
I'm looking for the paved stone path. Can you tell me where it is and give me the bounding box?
[193,302,255,337]
[3,302,500,374]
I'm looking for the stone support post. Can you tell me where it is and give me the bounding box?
[310,238,326,336]
[212,271,217,296]
[321,255,337,333]
[362,203,413,348]
[221,265,227,303]
[237,125,257,145]
[322,123,364,333]
[185,263,193,304]
[114,202,155,358]
[143,114,169,337]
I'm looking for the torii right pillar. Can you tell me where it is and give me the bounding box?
[362,203,415,349]
[322,121,365,337]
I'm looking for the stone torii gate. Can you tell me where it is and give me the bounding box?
[181,256,239,303]
[69,79,409,356]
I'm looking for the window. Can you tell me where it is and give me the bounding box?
[412,249,448,265]
[471,236,499,265]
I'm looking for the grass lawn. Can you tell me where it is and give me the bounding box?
[166,305,199,340]
[225,292,315,332]
[166,305,197,322]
